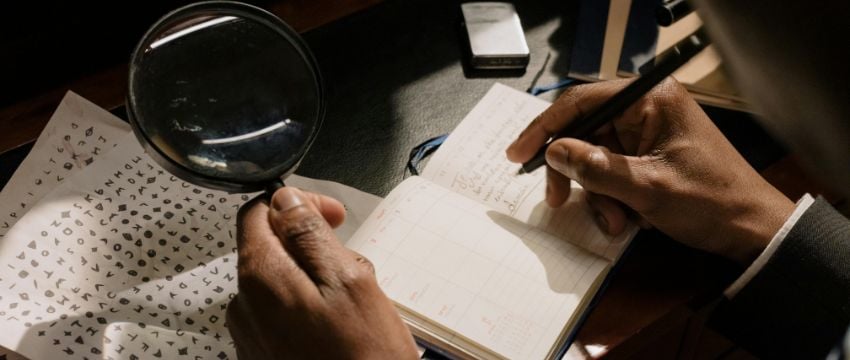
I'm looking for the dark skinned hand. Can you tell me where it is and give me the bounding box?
[227,187,419,359]
[507,78,795,265]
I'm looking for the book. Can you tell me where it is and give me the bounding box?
[344,83,636,359]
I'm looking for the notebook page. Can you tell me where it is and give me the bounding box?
[420,83,635,261]
[346,176,608,359]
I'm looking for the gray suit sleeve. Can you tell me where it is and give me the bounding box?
[709,197,850,359]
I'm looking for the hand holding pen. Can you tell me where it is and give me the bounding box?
[504,37,795,267]
[515,28,710,175]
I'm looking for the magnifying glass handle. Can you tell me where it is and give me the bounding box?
[264,179,285,200]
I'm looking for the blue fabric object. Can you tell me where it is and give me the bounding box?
[527,78,576,96]
[407,134,448,176]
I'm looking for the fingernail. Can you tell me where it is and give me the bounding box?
[545,143,569,173]
[271,189,305,212]
[505,143,518,159]
[595,213,610,233]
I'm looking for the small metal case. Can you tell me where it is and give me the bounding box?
[461,2,530,70]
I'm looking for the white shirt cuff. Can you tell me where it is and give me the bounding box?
[724,194,816,298]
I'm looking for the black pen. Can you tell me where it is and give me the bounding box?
[518,28,710,175]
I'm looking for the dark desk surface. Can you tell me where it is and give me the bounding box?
[297,0,577,197]
[0,0,841,358]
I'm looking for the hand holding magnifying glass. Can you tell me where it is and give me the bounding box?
[127,2,420,358]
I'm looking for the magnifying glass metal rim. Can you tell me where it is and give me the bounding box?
[127,0,325,193]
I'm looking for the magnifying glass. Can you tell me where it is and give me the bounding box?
[127,1,324,194]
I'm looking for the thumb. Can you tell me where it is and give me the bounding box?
[268,187,348,286]
[545,138,651,209]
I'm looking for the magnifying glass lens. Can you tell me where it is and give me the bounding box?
[129,3,323,192]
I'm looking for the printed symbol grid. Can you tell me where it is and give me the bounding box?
[0,141,249,360]
[1,92,130,240]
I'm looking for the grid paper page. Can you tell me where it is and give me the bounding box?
[421,83,635,261]
[346,176,608,359]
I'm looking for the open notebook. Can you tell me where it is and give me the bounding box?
[345,83,636,359]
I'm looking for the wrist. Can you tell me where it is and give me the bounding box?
[724,185,795,265]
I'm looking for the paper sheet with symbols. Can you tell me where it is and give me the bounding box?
[0,92,382,360]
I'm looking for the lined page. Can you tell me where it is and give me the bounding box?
[421,83,635,261]
[346,177,608,359]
